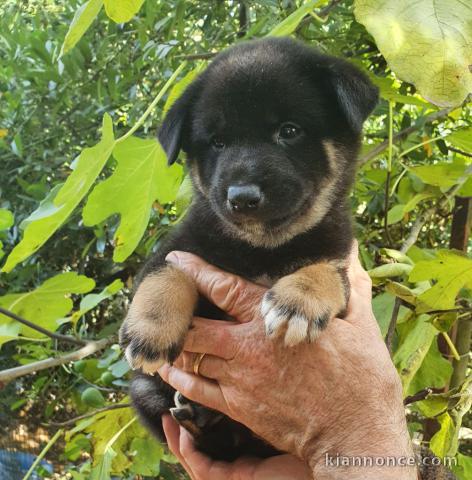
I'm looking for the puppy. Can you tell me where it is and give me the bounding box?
[120,37,378,460]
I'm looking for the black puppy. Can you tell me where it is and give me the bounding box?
[120,37,378,460]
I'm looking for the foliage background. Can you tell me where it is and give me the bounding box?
[0,0,471,478]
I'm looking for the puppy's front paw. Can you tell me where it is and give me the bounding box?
[261,262,347,346]
[119,266,198,374]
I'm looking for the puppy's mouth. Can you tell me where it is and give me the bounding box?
[216,192,314,234]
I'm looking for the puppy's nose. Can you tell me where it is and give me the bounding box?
[227,184,262,212]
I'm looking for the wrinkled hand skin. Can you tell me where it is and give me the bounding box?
[119,265,198,374]
[159,245,419,480]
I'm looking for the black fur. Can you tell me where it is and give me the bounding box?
[128,37,378,460]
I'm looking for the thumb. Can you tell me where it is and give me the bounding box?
[166,251,265,322]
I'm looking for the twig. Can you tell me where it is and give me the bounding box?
[448,146,472,158]
[296,0,343,32]
[22,428,63,480]
[177,52,216,61]
[45,403,131,427]
[359,107,454,165]
[386,298,401,354]
[0,337,113,383]
[0,306,86,347]
[404,388,433,406]
[400,206,436,254]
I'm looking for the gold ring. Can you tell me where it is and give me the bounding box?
[192,352,206,376]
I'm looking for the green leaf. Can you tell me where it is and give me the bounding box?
[354,0,472,107]
[0,272,94,345]
[448,127,472,153]
[372,292,397,337]
[404,192,436,213]
[61,0,104,56]
[269,0,327,36]
[386,203,405,225]
[380,249,414,265]
[417,394,448,418]
[129,437,162,476]
[66,279,123,325]
[408,162,468,188]
[0,208,14,230]
[2,115,115,273]
[83,136,183,262]
[452,453,472,480]
[368,263,413,278]
[407,341,453,396]
[393,315,437,393]
[163,66,204,115]
[409,250,472,312]
[430,413,457,458]
[103,0,145,23]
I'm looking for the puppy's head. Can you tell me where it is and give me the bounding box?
[159,37,378,248]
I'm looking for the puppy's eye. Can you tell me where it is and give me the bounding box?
[211,137,225,150]
[278,123,301,140]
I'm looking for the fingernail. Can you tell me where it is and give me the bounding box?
[166,252,181,265]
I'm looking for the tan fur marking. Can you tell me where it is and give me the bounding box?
[223,140,346,248]
[262,262,347,346]
[123,265,198,372]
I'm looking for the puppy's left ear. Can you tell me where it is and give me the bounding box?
[158,81,199,166]
[329,61,379,133]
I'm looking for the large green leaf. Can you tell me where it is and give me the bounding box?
[409,250,472,312]
[354,0,472,106]
[430,413,457,458]
[1,114,115,273]
[82,136,183,262]
[103,0,145,23]
[448,126,472,153]
[0,272,95,345]
[409,162,469,188]
[407,341,453,396]
[61,0,104,56]
[393,315,437,393]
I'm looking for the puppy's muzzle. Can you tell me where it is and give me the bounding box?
[227,184,263,214]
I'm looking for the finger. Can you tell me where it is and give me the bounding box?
[158,364,229,415]
[166,251,265,321]
[175,351,228,381]
[162,415,195,479]
[184,317,238,359]
[179,427,231,480]
[346,240,373,299]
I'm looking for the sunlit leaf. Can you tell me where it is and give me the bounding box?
[409,250,472,312]
[61,0,104,56]
[0,209,14,230]
[1,115,115,273]
[83,136,183,262]
[103,0,145,23]
[0,272,95,345]
[354,0,472,106]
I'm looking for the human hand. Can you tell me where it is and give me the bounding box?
[159,242,416,479]
[162,414,312,480]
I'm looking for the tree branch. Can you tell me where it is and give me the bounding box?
[45,403,131,427]
[359,107,454,166]
[404,388,433,406]
[0,306,86,347]
[400,206,436,254]
[0,337,113,383]
[386,297,401,354]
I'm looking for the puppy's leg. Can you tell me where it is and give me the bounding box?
[120,265,198,373]
[261,261,348,346]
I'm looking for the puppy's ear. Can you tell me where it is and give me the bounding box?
[158,82,199,166]
[328,61,378,133]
